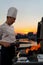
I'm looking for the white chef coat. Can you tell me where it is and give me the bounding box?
[0,22,16,43]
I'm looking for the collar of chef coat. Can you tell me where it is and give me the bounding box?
[4,22,15,34]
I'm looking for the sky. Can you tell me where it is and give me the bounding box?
[0,0,43,34]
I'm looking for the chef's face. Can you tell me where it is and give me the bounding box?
[7,16,16,25]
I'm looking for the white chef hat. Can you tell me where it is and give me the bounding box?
[7,7,17,18]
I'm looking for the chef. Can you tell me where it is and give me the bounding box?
[0,7,18,65]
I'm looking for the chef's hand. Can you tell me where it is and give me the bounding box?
[2,42,10,47]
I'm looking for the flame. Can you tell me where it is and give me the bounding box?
[26,48,30,54]
[26,43,41,54]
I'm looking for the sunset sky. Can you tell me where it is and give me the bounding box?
[0,0,43,34]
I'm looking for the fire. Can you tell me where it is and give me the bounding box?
[26,43,41,54]
[26,48,30,54]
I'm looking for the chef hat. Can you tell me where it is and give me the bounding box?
[7,7,17,18]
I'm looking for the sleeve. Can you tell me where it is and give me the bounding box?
[0,26,3,40]
[40,23,43,39]
[37,22,41,43]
